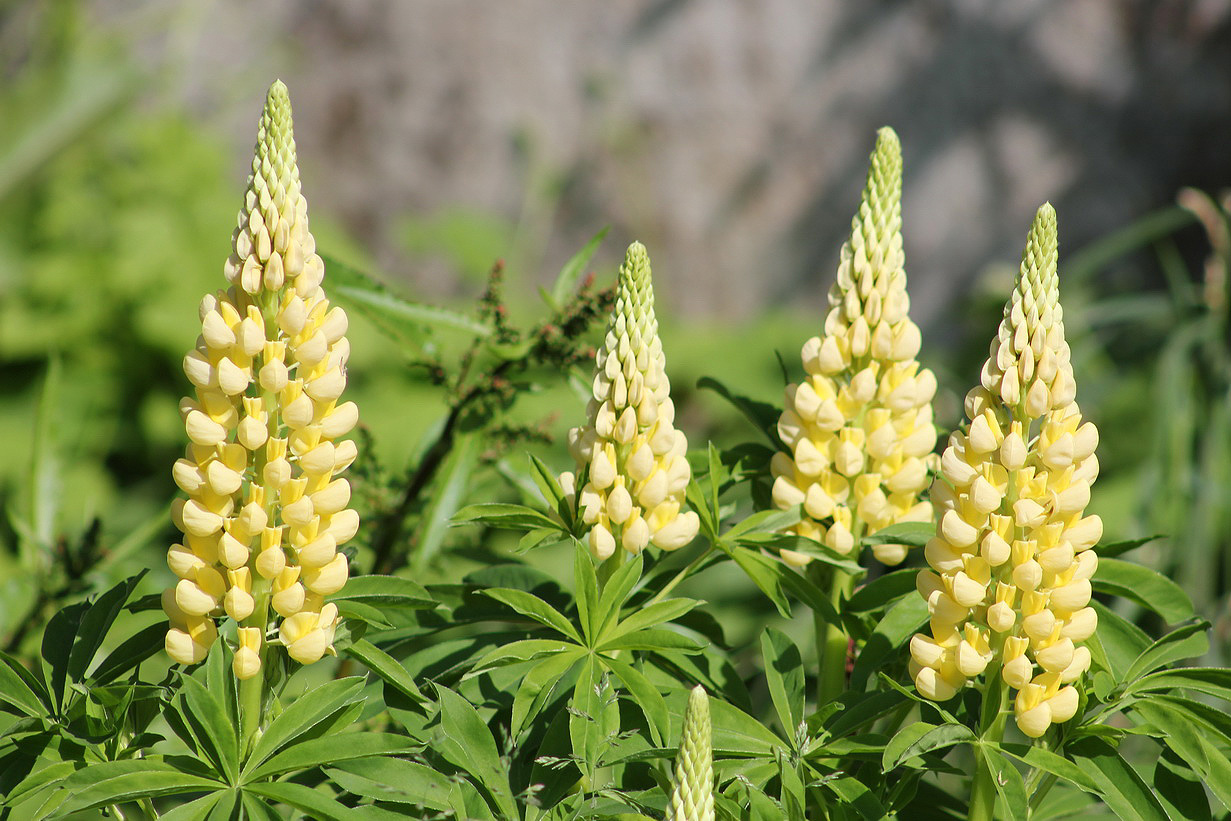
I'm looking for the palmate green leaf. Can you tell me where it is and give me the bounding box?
[551,226,609,304]
[1132,700,1231,812]
[882,723,974,770]
[0,649,50,717]
[241,677,366,779]
[244,781,354,821]
[481,587,582,643]
[849,595,929,691]
[245,733,416,781]
[327,756,455,811]
[1122,619,1210,683]
[861,521,934,548]
[345,638,428,704]
[1065,737,1170,821]
[602,655,669,746]
[435,685,519,820]
[512,649,583,739]
[1093,558,1194,623]
[760,628,804,740]
[454,502,562,530]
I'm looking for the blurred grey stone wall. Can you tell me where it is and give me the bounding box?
[151,0,1231,326]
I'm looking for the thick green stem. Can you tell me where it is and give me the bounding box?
[239,575,270,760]
[969,667,1009,821]
[814,564,854,706]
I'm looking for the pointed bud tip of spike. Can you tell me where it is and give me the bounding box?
[875,125,901,152]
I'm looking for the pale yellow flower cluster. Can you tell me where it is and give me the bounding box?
[165,81,356,680]
[909,203,1101,738]
[560,242,699,561]
[771,128,936,567]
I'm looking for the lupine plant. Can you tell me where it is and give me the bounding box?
[3,80,1231,821]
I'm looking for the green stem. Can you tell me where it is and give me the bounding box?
[1028,771,1059,812]
[814,563,854,706]
[969,667,1009,821]
[239,576,270,760]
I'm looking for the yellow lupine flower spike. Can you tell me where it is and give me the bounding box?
[165,81,356,679]
[771,127,937,567]
[909,203,1101,738]
[560,242,699,560]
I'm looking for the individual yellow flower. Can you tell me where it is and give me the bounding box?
[165,80,358,679]
[771,127,937,567]
[909,203,1100,738]
[560,242,699,560]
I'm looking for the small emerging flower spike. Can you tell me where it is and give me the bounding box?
[560,242,699,560]
[771,127,937,567]
[909,203,1100,738]
[165,80,357,680]
[667,685,715,821]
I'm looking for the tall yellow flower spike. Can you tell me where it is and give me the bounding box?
[560,242,699,560]
[166,81,358,680]
[771,127,937,567]
[909,203,1101,738]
